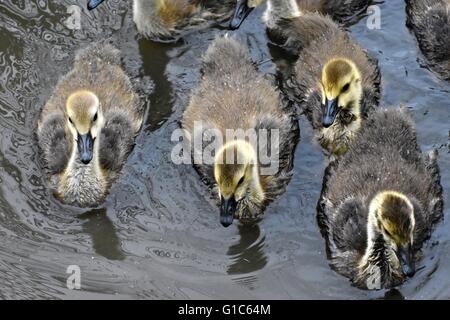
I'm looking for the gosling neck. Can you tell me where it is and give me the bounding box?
[237,140,265,205]
[349,84,363,125]
[357,193,402,289]
[58,132,106,205]
[264,0,302,27]
[249,158,265,205]
[346,96,362,131]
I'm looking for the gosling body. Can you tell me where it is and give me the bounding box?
[233,1,380,157]
[318,108,443,289]
[406,0,450,81]
[38,43,143,207]
[231,0,373,31]
[182,36,299,226]
[288,19,381,156]
[89,0,237,42]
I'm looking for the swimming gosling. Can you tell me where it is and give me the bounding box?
[182,36,299,227]
[230,0,374,30]
[37,43,143,207]
[88,0,238,42]
[287,18,380,157]
[406,0,450,81]
[317,108,443,289]
[232,1,380,157]
[293,52,380,158]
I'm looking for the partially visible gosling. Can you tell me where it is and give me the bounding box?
[317,108,443,289]
[38,43,143,207]
[406,0,450,81]
[232,0,380,158]
[230,0,374,31]
[182,36,299,227]
[88,0,238,42]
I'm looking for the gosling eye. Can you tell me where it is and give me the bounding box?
[383,228,392,238]
[237,176,245,187]
[68,117,73,124]
[341,83,350,93]
[93,112,98,122]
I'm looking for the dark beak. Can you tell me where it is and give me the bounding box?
[397,244,415,278]
[322,98,339,128]
[87,0,105,10]
[77,133,94,165]
[220,196,237,228]
[230,0,254,30]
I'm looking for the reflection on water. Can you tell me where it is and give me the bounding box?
[138,39,180,132]
[227,224,267,275]
[382,289,405,300]
[79,208,124,261]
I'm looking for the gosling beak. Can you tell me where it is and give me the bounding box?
[322,98,339,128]
[230,0,254,30]
[220,196,237,228]
[397,244,415,278]
[77,132,94,165]
[87,0,105,10]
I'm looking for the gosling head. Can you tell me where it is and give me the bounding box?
[367,191,416,278]
[214,140,264,228]
[321,58,362,128]
[66,90,104,165]
[230,0,263,29]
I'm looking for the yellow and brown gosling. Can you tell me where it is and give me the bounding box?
[286,18,380,157]
[406,0,450,81]
[182,36,299,227]
[37,42,143,207]
[296,56,380,157]
[232,1,380,158]
[317,108,443,289]
[88,0,238,42]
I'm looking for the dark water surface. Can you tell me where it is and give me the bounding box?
[0,0,448,299]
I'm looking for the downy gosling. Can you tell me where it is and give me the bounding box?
[182,36,299,227]
[317,108,443,289]
[230,0,374,30]
[406,0,450,81]
[293,53,380,158]
[88,0,239,42]
[232,0,381,158]
[37,43,143,207]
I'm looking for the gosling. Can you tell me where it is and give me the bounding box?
[317,108,443,290]
[37,43,143,207]
[88,0,238,42]
[182,36,299,227]
[293,53,380,157]
[230,0,374,30]
[406,0,450,81]
[231,1,380,157]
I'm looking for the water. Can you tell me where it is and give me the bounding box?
[0,0,448,299]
